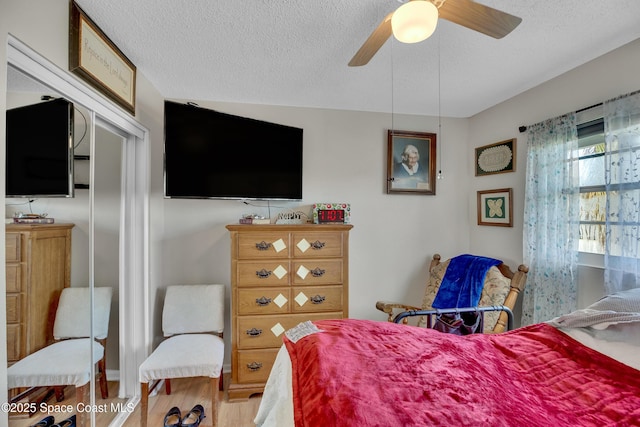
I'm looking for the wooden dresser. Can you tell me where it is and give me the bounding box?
[226,224,352,401]
[5,223,74,364]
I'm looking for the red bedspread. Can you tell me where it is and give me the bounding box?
[283,319,640,427]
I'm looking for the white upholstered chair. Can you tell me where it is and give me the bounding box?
[7,287,113,427]
[139,284,225,427]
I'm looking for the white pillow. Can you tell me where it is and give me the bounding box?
[587,288,640,313]
[549,288,640,329]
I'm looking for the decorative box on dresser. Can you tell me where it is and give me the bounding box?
[5,223,74,364]
[226,223,352,401]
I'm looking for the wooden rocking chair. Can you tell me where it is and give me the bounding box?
[375,253,528,333]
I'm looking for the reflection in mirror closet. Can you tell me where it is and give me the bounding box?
[4,36,149,427]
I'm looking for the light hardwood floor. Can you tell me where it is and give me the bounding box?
[10,374,263,427]
[9,382,127,427]
[123,375,262,427]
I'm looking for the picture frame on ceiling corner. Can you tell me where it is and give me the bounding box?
[386,130,437,195]
[475,138,516,176]
[477,188,513,227]
[69,1,137,115]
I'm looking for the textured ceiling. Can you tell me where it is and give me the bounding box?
[73,0,640,118]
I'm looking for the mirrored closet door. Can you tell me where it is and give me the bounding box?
[5,36,148,427]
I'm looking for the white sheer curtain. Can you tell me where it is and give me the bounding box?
[523,114,580,325]
[604,91,640,293]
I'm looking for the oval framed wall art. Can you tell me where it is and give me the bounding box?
[475,138,516,176]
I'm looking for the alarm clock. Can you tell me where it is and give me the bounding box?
[312,203,351,224]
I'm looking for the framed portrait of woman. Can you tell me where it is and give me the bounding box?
[386,130,437,195]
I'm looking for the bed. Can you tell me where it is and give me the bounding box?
[254,288,640,426]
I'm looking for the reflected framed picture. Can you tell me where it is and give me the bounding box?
[475,138,516,176]
[386,130,437,195]
[477,188,513,227]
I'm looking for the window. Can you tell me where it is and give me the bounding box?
[578,103,640,258]
[578,108,606,254]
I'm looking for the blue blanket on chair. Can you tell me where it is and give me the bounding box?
[432,254,502,309]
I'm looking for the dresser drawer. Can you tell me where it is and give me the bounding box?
[237,233,291,259]
[236,349,279,384]
[237,288,291,315]
[292,232,343,258]
[6,324,21,363]
[6,294,21,323]
[236,261,291,287]
[291,286,344,313]
[292,259,343,285]
[5,264,21,293]
[5,233,20,262]
[237,313,339,349]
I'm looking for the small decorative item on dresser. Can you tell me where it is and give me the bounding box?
[312,203,351,224]
[13,217,55,224]
[13,212,54,224]
[239,214,271,224]
[275,211,307,224]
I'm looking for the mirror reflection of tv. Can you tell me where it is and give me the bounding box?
[5,98,75,198]
[163,100,303,200]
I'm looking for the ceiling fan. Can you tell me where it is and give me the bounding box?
[349,0,522,66]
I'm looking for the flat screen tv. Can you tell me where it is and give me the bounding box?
[5,98,75,198]
[164,100,303,200]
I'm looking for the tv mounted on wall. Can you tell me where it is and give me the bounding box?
[5,98,75,198]
[163,100,303,200]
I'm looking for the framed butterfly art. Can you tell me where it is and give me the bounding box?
[477,188,513,227]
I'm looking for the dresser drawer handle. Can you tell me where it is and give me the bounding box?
[247,361,263,371]
[310,295,326,304]
[246,328,263,337]
[310,240,326,250]
[256,269,272,278]
[310,267,326,277]
[255,241,272,251]
[255,296,272,306]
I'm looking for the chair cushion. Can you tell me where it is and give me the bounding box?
[421,259,511,332]
[54,287,113,340]
[162,285,225,336]
[421,259,450,310]
[139,334,224,383]
[477,267,512,332]
[7,338,104,389]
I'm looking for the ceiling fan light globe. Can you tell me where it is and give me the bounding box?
[391,1,439,44]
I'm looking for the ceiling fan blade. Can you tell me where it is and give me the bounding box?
[348,12,393,67]
[438,0,521,39]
